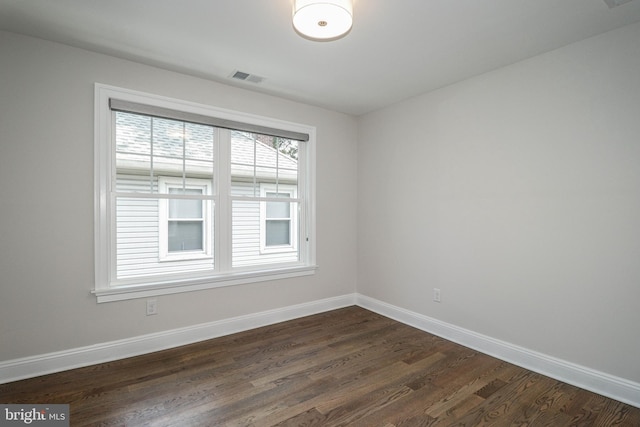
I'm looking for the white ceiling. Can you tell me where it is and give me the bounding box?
[1,0,640,116]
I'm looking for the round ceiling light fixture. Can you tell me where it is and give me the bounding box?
[293,0,353,41]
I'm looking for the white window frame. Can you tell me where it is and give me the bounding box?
[94,84,317,303]
[158,177,213,261]
[259,184,298,254]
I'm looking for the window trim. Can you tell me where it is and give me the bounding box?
[94,84,317,303]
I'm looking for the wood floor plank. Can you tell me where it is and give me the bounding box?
[271,407,325,427]
[593,397,640,426]
[346,381,443,427]
[319,384,415,426]
[1,306,638,426]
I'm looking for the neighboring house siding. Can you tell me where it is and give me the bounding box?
[232,183,298,268]
[115,175,298,279]
[116,175,213,279]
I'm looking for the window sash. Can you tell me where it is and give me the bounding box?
[168,220,204,252]
[265,219,292,246]
[169,188,204,219]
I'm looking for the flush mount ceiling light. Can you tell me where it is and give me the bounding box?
[293,0,353,41]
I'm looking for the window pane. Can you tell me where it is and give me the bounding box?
[153,118,184,158]
[169,188,203,195]
[266,192,290,219]
[115,112,154,193]
[232,200,299,267]
[185,159,214,178]
[115,171,156,193]
[168,221,203,251]
[115,112,151,155]
[169,199,202,219]
[168,188,203,218]
[266,220,290,246]
[114,112,216,194]
[230,131,298,196]
[115,196,159,278]
[185,123,214,161]
[266,201,289,219]
[185,122,214,178]
[115,196,214,279]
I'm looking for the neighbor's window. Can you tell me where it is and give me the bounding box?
[158,177,213,261]
[94,84,316,302]
[265,192,293,247]
[260,185,297,254]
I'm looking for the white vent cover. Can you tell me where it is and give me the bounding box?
[231,70,265,84]
[603,0,633,8]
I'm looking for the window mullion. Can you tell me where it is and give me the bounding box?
[252,134,257,197]
[275,138,279,194]
[149,117,155,193]
[182,122,186,192]
[216,128,232,272]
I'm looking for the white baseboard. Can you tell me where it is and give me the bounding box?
[356,294,640,409]
[2,292,638,410]
[0,294,356,385]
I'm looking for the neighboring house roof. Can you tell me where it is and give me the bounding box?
[230,132,297,182]
[115,112,297,182]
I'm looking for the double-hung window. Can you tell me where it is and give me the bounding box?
[158,177,212,261]
[260,185,297,253]
[94,84,316,302]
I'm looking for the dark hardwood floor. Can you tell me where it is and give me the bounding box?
[1,306,638,426]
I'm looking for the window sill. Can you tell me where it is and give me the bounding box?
[93,265,318,303]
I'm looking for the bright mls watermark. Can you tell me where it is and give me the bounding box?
[1,405,69,426]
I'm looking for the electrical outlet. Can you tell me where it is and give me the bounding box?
[146,299,158,316]
[433,288,441,303]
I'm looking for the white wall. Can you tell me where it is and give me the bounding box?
[0,31,358,361]
[3,20,639,389]
[358,22,640,383]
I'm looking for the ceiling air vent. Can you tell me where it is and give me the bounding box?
[603,0,633,8]
[231,70,264,84]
